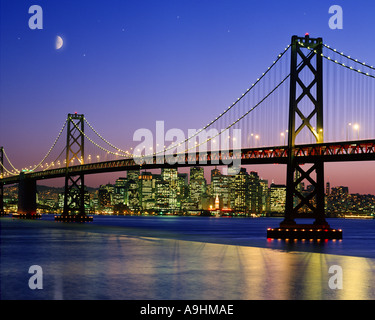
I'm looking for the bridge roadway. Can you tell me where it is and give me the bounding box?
[2,139,375,185]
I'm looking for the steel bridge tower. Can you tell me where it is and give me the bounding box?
[59,113,92,221]
[268,34,341,239]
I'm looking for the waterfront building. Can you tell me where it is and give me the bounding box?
[190,167,205,181]
[139,172,154,209]
[326,182,331,195]
[127,169,140,181]
[113,177,127,205]
[177,173,188,200]
[259,179,269,213]
[126,178,140,210]
[269,183,286,213]
[230,167,249,213]
[189,167,207,207]
[248,171,260,213]
[98,184,114,207]
[155,180,170,210]
[211,168,231,209]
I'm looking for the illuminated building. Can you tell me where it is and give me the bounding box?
[139,172,155,209]
[230,167,249,213]
[126,178,140,210]
[211,168,231,209]
[189,167,207,207]
[113,177,127,205]
[155,180,170,210]
[98,184,114,207]
[269,183,286,213]
[215,194,220,209]
[259,179,269,213]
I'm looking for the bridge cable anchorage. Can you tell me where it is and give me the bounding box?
[298,41,375,79]
[2,147,20,173]
[158,44,291,157]
[30,119,68,172]
[83,117,133,157]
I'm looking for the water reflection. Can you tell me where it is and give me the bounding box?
[42,234,375,300]
[1,218,375,300]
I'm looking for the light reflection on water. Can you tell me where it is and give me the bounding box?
[1,216,375,300]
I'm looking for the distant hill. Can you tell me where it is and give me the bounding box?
[37,185,98,193]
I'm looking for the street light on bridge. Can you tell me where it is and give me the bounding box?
[353,123,360,140]
[280,132,285,145]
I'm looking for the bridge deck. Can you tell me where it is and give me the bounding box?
[1,139,374,185]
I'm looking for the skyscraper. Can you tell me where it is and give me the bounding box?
[259,179,269,213]
[248,171,260,213]
[211,168,231,209]
[113,177,127,205]
[139,172,154,210]
[98,184,114,208]
[189,167,206,208]
[326,182,331,195]
[190,167,204,181]
[230,167,249,213]
[269,183,286,213]
[160,168,178,211]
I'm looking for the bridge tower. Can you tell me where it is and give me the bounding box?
[268,34,342,239]
[58,113,92,221]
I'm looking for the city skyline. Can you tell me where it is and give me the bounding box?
[4,165,375,217]
[1,1,375,195]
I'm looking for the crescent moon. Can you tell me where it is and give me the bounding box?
[56,36,63,50]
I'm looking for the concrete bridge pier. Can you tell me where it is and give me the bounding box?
[17,172,38,217]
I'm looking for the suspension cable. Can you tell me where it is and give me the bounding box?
[180,72,292,154]
[70,120,131,158]
[80,45,291,160]
[30,119,68,172]
[0,160,18,176]
[323,44,375,71]
[169,51,315,156]
[42,146,67,171]
[162,44,291,155]
[2,148,20,173]
[298,41,375,79]
[83,117,133,157]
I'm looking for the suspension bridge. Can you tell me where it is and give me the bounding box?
[1,35,374,238]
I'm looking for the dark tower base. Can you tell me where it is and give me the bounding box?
[267,224,342,240]
[14,213,42,219]
[17,173,39,218]
[55,214,93,222]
